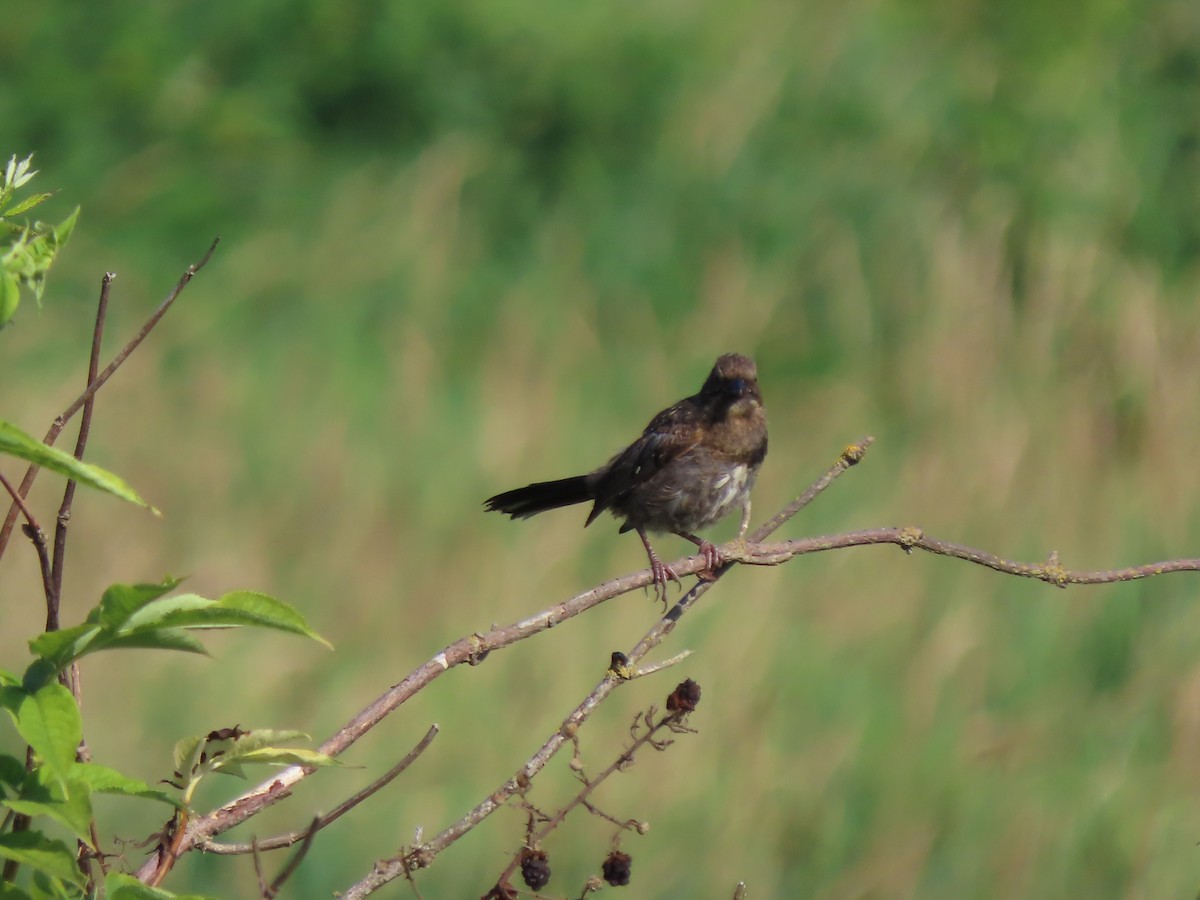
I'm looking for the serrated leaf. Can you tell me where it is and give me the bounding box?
[133,591,330,647]
[69,762,183,809]
[11,683,81,787]
[211,591,331,647]
[3,191,54,218]
[97,579,182,629]
[0,832,84,887]
[0,420,154,510]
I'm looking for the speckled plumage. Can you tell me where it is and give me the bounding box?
[485,353,768,602]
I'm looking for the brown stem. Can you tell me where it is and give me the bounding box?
[0,238,219,561]
[48,271,113,629]
[494,710,683,887]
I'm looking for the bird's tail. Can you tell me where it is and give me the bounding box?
[484,475,592,519]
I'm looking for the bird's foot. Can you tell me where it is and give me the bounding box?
[695,539,724,581]
[638,527,680,609]
[649,555,681,607]
[677,532,725,580]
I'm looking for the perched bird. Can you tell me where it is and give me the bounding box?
[484,353,768,602]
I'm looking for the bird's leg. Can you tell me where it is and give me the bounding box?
[676,531,723,576]
[738,499,752,537]
[637,526,679,607]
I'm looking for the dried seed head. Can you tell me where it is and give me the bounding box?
[666,678,701,713]
[602,850,633,886]
[520,848,551,891]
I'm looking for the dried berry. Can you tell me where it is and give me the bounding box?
[666,678,701,713]
[520,848,551,891]
[602,850,632,886]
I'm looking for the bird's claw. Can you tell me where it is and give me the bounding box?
[696,540,724,581]
[649,558,681,608]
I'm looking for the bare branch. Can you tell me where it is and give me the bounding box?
[49,271,114,629]
[0,238,220,560]
[728,528,1200,586]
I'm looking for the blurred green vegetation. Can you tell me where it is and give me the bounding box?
[2,0,1200,896]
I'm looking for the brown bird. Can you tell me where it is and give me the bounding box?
[484,353,768,602]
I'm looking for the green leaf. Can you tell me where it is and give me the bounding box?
[27,871,74,900]
[105,871,219,900]
[174,728,336,786]
[52,208,78,246]
[69,762,182,809]
[100,629,209,656]
[119,593,214,631]
[0,880,36,899]
[172,735,204,779]
[19,659,61,695]
[237,747,340,768]
[28,625,99,672]
[0,273,17,327]
[3,191,55,218]
[0,832,84,887]
[139,591,331,647]
[0,753,26,787]
[3,772,94,845]
[96,578,183,629]
[0,419,154,510]
[9,683,81,788]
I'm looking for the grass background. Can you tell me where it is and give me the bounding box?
[3,0,1200,896]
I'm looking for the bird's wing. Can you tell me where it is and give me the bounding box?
[585,398,702,524]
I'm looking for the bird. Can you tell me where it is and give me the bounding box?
[484,353,768,603]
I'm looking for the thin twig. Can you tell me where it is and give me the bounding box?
[262,817,321,899]
[48,271,113,629]
[197,724,440,855]
[494,707,688,888]
[725,528,1200,585]
[0,472,54,609]
[0,238,220,560]
[621,650,692,680]
[22,523,57,628]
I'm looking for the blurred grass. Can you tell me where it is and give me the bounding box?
[2,0,1200,896]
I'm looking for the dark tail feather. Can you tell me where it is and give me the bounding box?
[484,475,592,519]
